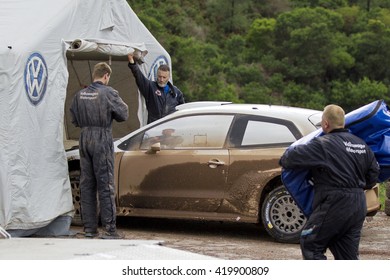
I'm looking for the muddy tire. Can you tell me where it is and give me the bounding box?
[385,199,390,216]
[261,186,306,243]
[69,170,83,226]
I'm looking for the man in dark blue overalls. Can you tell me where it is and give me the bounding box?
[70,62,128,239]
[127,53,184,124]
[280,105,379,259]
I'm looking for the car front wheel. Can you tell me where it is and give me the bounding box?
[261,185,306,243]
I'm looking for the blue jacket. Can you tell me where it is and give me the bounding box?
[128,62,185,124]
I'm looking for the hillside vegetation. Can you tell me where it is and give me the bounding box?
[128,0,390,111]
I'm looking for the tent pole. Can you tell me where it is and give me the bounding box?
[0,226,11,239]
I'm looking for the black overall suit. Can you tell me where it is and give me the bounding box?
[280,128,379,259]
[70,81,128,234]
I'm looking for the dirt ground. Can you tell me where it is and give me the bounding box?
[71,211,390,260]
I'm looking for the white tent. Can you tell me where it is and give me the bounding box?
[0,0,170,236]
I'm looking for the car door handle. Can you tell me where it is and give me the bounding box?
[207,159,225,168]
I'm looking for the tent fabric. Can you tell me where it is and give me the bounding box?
[0,0,169,233]
[67,38,148,60]
[282,100,390,217]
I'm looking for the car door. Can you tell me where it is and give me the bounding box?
[117,114,234,214]
[223,114,303,217]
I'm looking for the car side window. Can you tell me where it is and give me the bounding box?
[241,120,296,146]
[140,115,234,150]
[117,133,143,151]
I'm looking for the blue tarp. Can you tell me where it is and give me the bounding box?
[281,100,390,217]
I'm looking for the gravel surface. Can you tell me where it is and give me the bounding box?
[71,211,390,260]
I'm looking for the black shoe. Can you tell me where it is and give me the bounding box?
[100,231,123,239]
[84,232,98,238]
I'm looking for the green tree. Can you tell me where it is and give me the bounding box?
[205,0,252,40]
[291,0,348,9]
[273,8,347,87]
[330,78,389,111]
[200,78,241,102]
[283,82,326,109]
[166,36,221,101]
[224,34,247,65]
[246,18,276,57]
[350,21,390,83]
[127,0,390,111]
[241,82,274,104]
[336,6,362,34]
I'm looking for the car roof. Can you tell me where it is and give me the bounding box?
[175,102,321,120]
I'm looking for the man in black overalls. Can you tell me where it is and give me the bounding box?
[280,105,379,259]
[70,62,128,239]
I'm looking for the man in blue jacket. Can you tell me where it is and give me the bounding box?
[280,105,379,259]
[127,53,184,124]
[70,62,128,239]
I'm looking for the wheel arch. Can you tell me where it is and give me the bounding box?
[258,175,283,223]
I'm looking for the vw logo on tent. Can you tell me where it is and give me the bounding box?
[148,55,169,81]
[24,52,48,106]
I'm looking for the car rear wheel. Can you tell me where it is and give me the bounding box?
[69,170,83,226]
[261,185,306,243]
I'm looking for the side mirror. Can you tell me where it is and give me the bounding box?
[146,142,161,154]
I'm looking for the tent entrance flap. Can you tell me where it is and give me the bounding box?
[65,38,148,62]
[64,40,143,148]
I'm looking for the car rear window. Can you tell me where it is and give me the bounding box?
[241,120,297,146]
